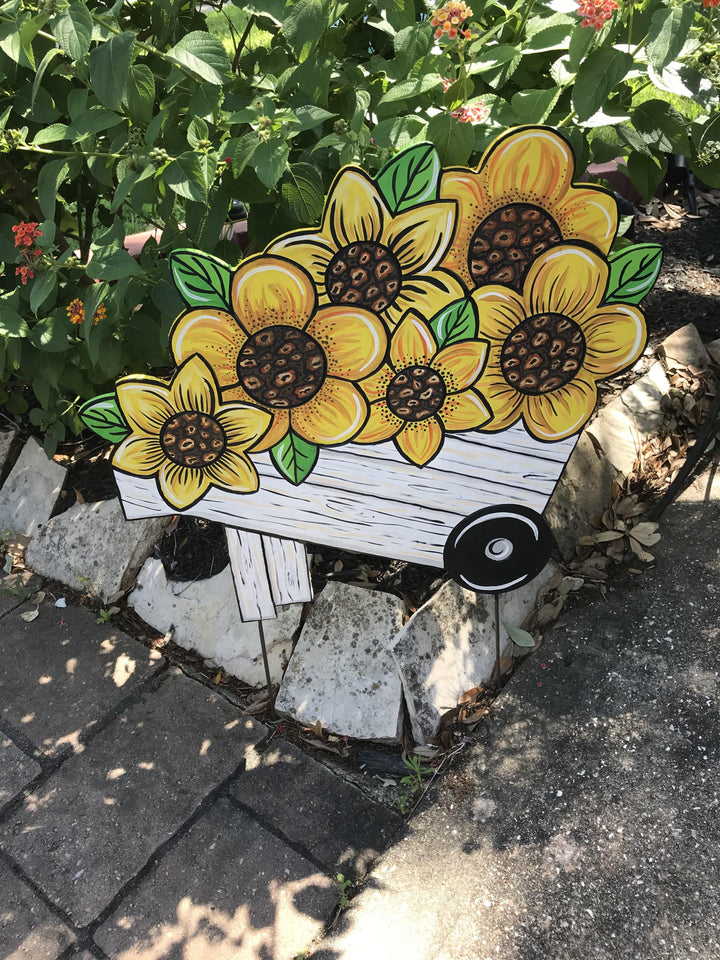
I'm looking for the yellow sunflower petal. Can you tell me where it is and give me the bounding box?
[390,311,436,369]
[171,309,244,387]
[264,232,336,296]
[216,403,272,449]
[170,355,218,416]
[386,270,468,330]
[231,256,316,335]
[472,287,526,343]
[439,388,492,432]
[480,127,575,207]
[112,435,166,477]
[525,246,608,322]
[158,462,211,511]
[555,186,617,253]
[291,377,367,446]
[395,417,444,466]
[524,376,597,441]
[323,168,386,249]
[206,448,259,493]
[307,305,387,380]
[477,371,524,432]
[582,305,646,377]
[382,201,457,274]
[439,170,489,288]
[356,363,394,403]
[433,340,488,392]
[116,379,175,435]
[355,401,403,443]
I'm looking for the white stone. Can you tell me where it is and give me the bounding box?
[660,323,711,370]
[705,338,720,366]
[25,499,167,601]
[586,362,670,476]
[129,557,301,687]
[391,563,557,743]
[275,582,405,741]
[0,436,65,537]
[0,429,17,477]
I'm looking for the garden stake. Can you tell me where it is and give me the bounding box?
[493,593,501,688]
[258,619,273,701]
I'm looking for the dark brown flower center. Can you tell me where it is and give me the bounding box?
[160,412,226,468]
[468,203,562,291]
[501,313,586,396]
[326,241,402,313]
[387,366,446,421]
[237,325,327,409]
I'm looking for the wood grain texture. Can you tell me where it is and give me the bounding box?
[262,534,313,606]
[116,424,577,568]
[225,527,277,621]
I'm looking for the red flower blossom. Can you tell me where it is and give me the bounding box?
[703,0,719,8]
[575,0,618,28]
[450,101,489,124]
[12,221,42,248]
[431,2,473,40]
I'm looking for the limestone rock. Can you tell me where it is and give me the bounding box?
[0,437,65,537]
[275,582,405,741]
[660,323,711,370]
[706,338,720,366]
[25,498,167,601]
[391,563,557,743]
[586,362,670,477]
[0,428,17,478]
[129,557,301,686]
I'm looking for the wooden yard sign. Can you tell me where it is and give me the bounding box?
[80,125,662,621]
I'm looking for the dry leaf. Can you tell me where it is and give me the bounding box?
[629,538,654,563]
[243,698,270,715]
[314,719,322,738]
[300,736,344,756]
[20,609,39,622]
[213,670,223,684]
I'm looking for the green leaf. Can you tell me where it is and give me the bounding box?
[503,622,536,648]
[281,163,324,224]
[292,105,336,133]
[524,15,575,52]
[30,271,57,315]
[124,64,155,124]
[283,0,330,60]
[19,13,50,68]
[226,133,262,176]
[86,247,142,281]
[38,159,69,220]
[111,162,154,213]
[627,151,667,203]
[253,139,290,189]
[631,100,690,156]
[170,249,231,311]
[66,105,124,141]
[271,430,319,486]
[511,86,562,125]
[647,6,694,74]
[468,44,521,89]
[371,116,428,151]
[605,244,663,305]
[378,75,443,107]
[89,32,135,111]
[0,308,30,338]
[572,48,632,122]
[78,393,130,444]
[164,151,209,203]
[28,314,70,353]
[32,123,69,145]
[187,117,209,149]
[375,143,441,215]
[167,31,230,85]
[31,47,62,112]
[54,1,93,61]
[429,298,478,348]
[426,114,474,167]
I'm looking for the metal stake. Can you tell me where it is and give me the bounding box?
[257,619,274,699]
[493,592,501,688]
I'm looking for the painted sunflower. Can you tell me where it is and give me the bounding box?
[112,355,271,511]
[472,245,646,441]
[264,167,465,329]
[171,256,387,450]
[355,309,491,466]
[440,126,618,293]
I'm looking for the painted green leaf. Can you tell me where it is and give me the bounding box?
[606,244,663,305]
[170,250,231,311]
[78,394,130,444]
[375,143,441,215]
[429,298,478,348]
[271,430,319,486]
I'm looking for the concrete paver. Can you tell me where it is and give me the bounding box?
[1,671,267,927]
[0,859,75,959]
[94,796,338,960]
[231,741,403,878]
[0,601,164,756]
[0,737,41,811]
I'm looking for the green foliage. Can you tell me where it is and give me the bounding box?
[0,0,718,453]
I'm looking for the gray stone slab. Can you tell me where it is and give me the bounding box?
[0,601,164,757]
[129,558,301,686]
[275,583,405,741]
[1,736,41,811]
[231,741,402,878]
[25,499,168,603]
[0,570,42,619]
[0,859,75,959]
[1,671,267,927]
[94,796,337,960]
[0,437,65,538]
[659,322,710,369]
[391,563,557,742]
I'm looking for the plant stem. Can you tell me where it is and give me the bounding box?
[232,14,256,73]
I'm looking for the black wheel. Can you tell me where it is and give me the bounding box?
[443,504,554,594]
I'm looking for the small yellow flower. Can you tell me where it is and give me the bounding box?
[112,355,271,511]
[440,126,618,293]
[264,167,465,329]
[473,245,646,441]
[355,310,491,466]
[171,256,387,449]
